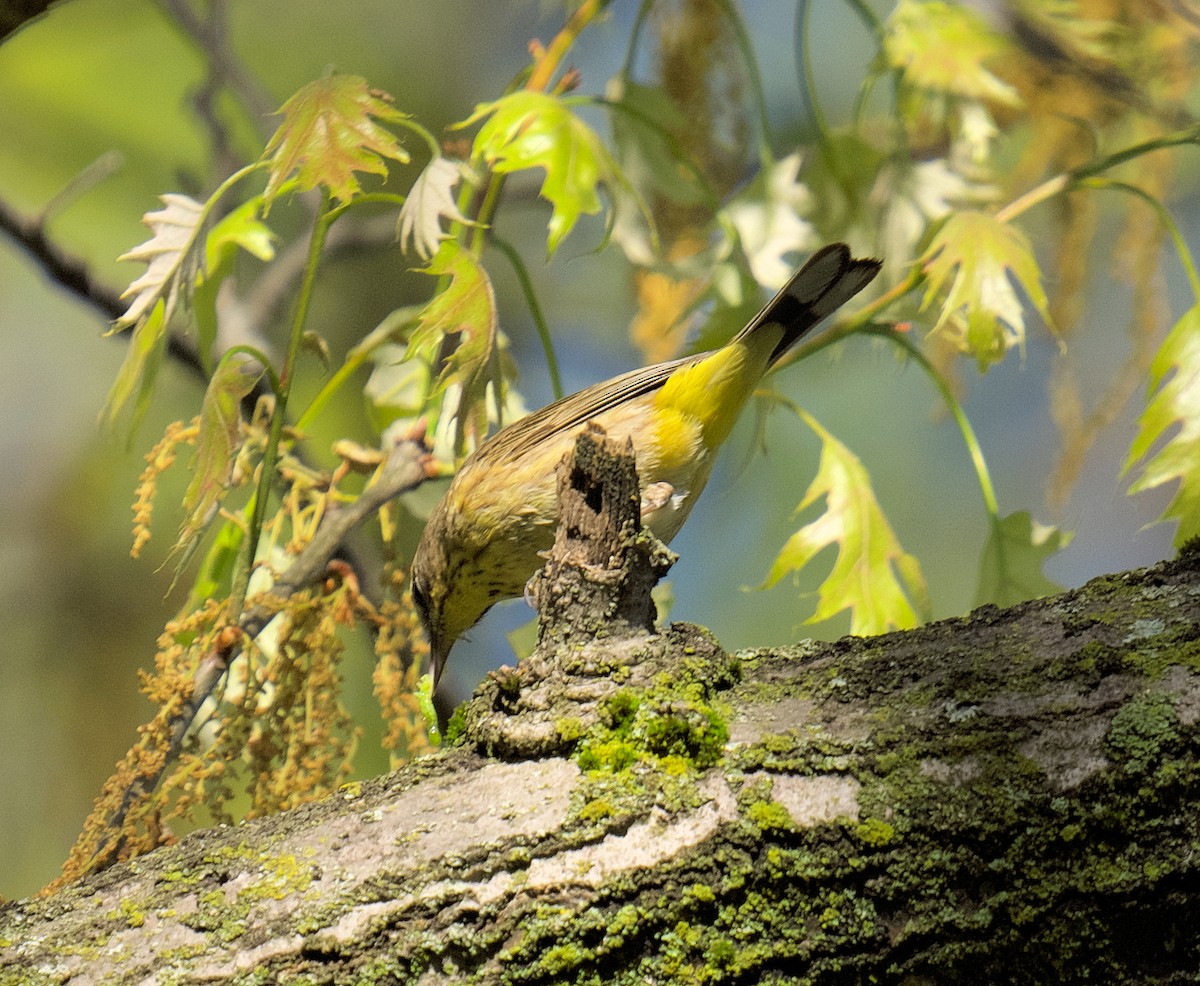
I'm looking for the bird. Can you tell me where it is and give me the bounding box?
[411,243,881,690]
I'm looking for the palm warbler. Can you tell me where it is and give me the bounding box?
[412,243,880,688]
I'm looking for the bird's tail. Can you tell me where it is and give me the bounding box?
[734,243,881,366]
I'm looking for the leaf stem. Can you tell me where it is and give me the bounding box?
[395,117,443,162]
[527,0,609,93]
[994,174,1070,225]
[298,313,410,435]
[713,0,775,164]
[872,326,1001,524]
[468,176,505,256]
[996,123,1200,225]
[325,191,409,223]
[794,0,836,176]
[221,343,281,395]
[842,0,883,36]
[490,234,563,400]
[1079,176,1200,300]
[232,190,334,610]
[621,0,655,78]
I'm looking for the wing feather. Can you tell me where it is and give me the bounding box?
[472,352,701,465]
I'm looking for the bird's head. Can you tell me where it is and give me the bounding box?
[410,522,497,691]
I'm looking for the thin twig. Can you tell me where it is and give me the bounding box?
[157,0,277,141]
[102,434,434,860]
[0,195,215,379]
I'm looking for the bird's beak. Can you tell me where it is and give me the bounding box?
[429,633,450,693]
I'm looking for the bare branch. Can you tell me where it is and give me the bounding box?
[157,0,277,144]
[0,194,214,380]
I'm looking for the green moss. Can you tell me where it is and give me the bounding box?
[540,942,591,974]
[658,754,694,776]
[854,817,895,847]
[1044,640,1124,684]
[158,868,201,886]
[600,903,642,950]
[576,737,638,772]
[443,703,468,745]
[156,942,207,963]
[639,699,727,766]
[1176,534,1200,561]
[606,689,641,727]
[745,800,796,833]
[568,770,652,835]
[119,898,146,928]
[1120,625,1200,678]
[555,716,586,743]
[729,724,864,775]
[572,661,731,790]
[253,852,315,900]
[577,796,617,822]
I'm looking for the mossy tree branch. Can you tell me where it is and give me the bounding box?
[4,545,1200,982]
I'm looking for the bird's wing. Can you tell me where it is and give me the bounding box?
[471,352,702,466]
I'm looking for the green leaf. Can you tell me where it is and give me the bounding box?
[920,211,1053,370]
[364,343,431,430]
[974,511,1072,608]
[113,193,206,333]
[763,412,930,635]
[174,358,264,560]
[100,299,168,435]
[1125,305,1200,545]
[193,196,276,373]
[884,0,1020,106]
[506,616,538,662]
[261,74,410,209]
[206,195,276,265]
[605,77,700,206]
[873,159,997,282]
[397,156,475,260]
[464,91,610,255]
[408,241,501,450]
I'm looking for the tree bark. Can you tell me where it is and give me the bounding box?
[4,544,1199,983]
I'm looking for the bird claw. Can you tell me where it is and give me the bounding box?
[640,481,676,516]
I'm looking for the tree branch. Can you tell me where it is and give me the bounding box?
[8,541,1200,980]
[157,0,277,143]
[0,195,214,381]
[79,432,436,880]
